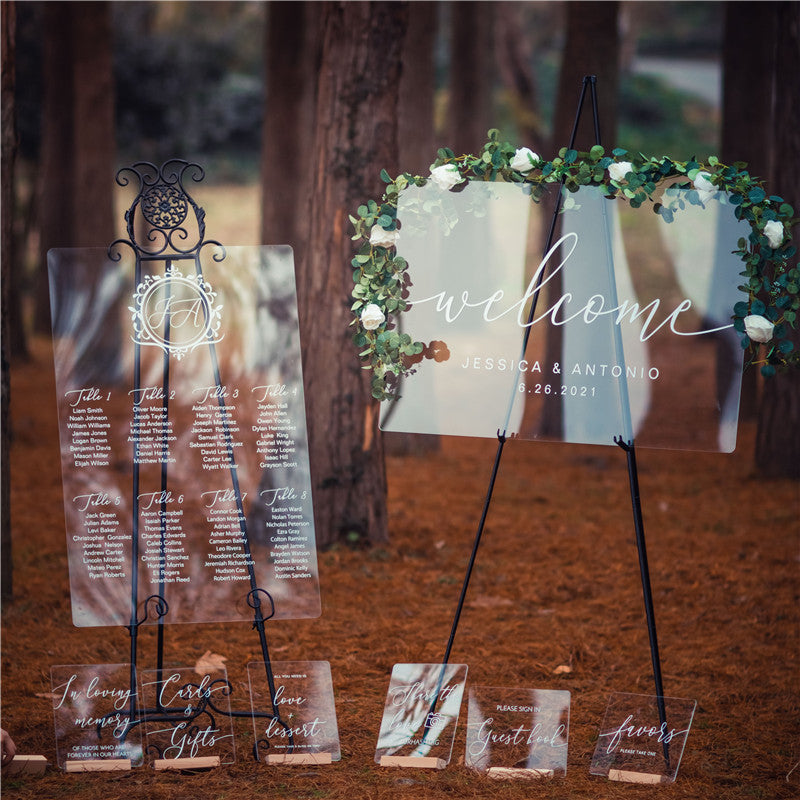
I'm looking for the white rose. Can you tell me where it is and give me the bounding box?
[429,164,463,191]
[360,303,386,331]
[608,161,633,182]
[764,219,784,249]
[369,226,399,248]
[743,314,774,343]
[510,147,539,173]
[693,171,718,203]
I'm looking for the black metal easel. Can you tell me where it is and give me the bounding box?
[107,160,292,759]
[428,76,670,768]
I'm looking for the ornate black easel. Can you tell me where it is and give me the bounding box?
[428,76,670,768]
[106,160,293,759]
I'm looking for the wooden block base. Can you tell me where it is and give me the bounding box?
[154,756,220,771]
[487,766,554,780]
[3,755,48,776]
[379,755,446,770]
[65,758,131,773]
[608,768,665,784]
[263,752,333,765]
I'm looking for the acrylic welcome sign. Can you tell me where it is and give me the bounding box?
[379,181,747,452]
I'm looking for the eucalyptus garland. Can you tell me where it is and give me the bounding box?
[350,129,799,401]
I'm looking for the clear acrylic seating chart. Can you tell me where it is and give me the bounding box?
[48,245,320,627]
[380,181,746,452]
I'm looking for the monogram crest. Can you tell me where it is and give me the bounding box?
[129,266,223,359]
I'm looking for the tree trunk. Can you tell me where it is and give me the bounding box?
[261,1,321,257]
[297,2,408,546]
[755,2,800,479]
[447,1,493,155]
[551,1,619,152]
[494,1,546,155]
[383,0,442,458]
[398,0,437,175]
[540,2,620,438]
[35,1,115,334]
[2,0,16,600]
[34,0,74,334]
[70,2,116,247]
[722,2,776,420]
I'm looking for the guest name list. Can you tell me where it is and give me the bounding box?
[60,376,316,613]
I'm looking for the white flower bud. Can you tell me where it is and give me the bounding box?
[429,164,463,191]
[743,314,774,343]
[510,147,539,173]
[360,303,386,331]
[369,226,399,248]
[608,161,633,182]
[764,219,784,249]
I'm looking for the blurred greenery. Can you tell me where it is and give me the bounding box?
[113,2,264,180]
[14,1,265,184]
[496,56,718,163]
[634,0,722,57]
[617,72,718,161]
[14,0,720,184]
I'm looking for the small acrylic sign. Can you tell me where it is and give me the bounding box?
[138,666,235,766]
[51,663,143,770]
[375,663,468,768]
[590,692,696,783]
[465,686,569,776]
[247,661,340,763]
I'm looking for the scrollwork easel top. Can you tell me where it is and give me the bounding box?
[108,159,225,263]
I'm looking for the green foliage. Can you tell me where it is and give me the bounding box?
[350,132,799,399]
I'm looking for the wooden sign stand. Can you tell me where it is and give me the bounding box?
[262,753,333,766]
[65,758,131,773]
[3,755,49,776]
[487,766,554,780]
[154,756,221,771]
[608,768,665,784]
[379,755,446,770]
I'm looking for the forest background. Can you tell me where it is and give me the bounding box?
[0,3,799,798]
[2,1,799,558]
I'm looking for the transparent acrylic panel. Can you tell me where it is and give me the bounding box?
[139,666,235,765]
[380,182,746,451]
[247,661,341,761]
[48,246,320,626]
[374,663,468,766]
[590,692,696,783]
[50,663,143,769]
[465,686,569,775]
